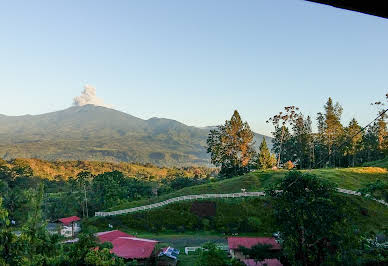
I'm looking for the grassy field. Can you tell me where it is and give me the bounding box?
[363,157,388,168]
[108,165,387,211]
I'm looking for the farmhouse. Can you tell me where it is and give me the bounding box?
[96,229,134,243]
[228,237,282,266]
[57,216,81,237]
[96,230,159,265]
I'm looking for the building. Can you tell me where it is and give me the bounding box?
[96,230,159,265]
[227,237,282,266]
[96,230,134,243]
[57,216,81,237]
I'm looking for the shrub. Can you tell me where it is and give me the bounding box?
[284,161,294,170]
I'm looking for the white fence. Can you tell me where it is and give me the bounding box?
[95,189,387,217]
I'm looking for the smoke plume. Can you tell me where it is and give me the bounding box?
[73,85,112,108]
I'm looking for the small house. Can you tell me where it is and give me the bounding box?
[96,230,134,243]
[227,237,282,266]
[57,216,81,237]
[96,230,158,265]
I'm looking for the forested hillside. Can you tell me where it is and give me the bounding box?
[1,158,216,180]
[0,105,271,166]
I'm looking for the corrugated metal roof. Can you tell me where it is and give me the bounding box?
[96,230,134,243]
[111,237,158,259]
[58,216,80,226]
[228,237,280,250]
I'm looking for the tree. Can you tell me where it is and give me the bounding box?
[291,115,313,169]
[76,171,93,218]
[257,138,276,169]
[267,171,358,265]
[238,243,280,263]
[267,106,301,167]
[371,93,388,153]
[284,161,294,170]
[84,247,125,266]
[344,118,362,167]
[207,110,256,177]
[196,242,239,266]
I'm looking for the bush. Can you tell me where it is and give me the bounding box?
[284,161,294,170]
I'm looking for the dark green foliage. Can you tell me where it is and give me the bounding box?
[88,198,275,235]
[269,96,388,169]
[89,171,153,212]
[238,243,280,263]
[195,242,231,266]
[358,180,388,202]
[267,171,361,265]
[257,138,276,169]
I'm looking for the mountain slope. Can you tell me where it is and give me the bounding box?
[0,105,271,166]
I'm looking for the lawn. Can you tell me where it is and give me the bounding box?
[108,166,387,211]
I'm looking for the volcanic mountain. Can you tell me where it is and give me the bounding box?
[0,105,271,166]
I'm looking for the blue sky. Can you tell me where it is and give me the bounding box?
[0,0,387,135]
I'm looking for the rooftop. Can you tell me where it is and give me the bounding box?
[96,230,134,243]
[58,216,80,226]
[111,237,158,259]
[228,237,281,250]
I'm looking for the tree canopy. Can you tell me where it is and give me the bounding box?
[207,110,256,177]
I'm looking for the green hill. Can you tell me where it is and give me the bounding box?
[86,166,388,238]
[0,105,271,166]
[363,156,388,168]
[107,166,388,211]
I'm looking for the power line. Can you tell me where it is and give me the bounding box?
[314,108,388,168]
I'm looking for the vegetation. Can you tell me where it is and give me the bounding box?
[195,242,242,266]
[257,138,276,170]
[207,110,256,177]
[267,95,388,169]
[0,158,216,180]
[0,153,387,265]
[0,105,270,166]
[108,164,388,211]
[238,243,281,263]
[267,171,359,265]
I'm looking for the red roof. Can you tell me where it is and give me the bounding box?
[96,230,134,243]
[110,237,158,259]
[243,259,282,266]
[228,237,281,250]
[58,216,80,226]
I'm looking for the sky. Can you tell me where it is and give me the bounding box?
[0,0,387,135]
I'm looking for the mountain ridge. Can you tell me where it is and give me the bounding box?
[0,105,272,166]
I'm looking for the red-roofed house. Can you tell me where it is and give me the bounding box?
[96,230,134,243]
[111,237,158,260]
[96,230,159,264]
[57,216,81,237]
[228,237,282,266]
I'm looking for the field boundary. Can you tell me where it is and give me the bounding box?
[95,189,387,217]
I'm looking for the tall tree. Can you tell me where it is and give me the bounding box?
[267,171,359,265]
[291,115,313,169]
[207,110,256,177]
[76,171,93,218]
[344,118,362,167]
[320,98,344,167]
[257,138,276,169]
[267,106,301,167]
